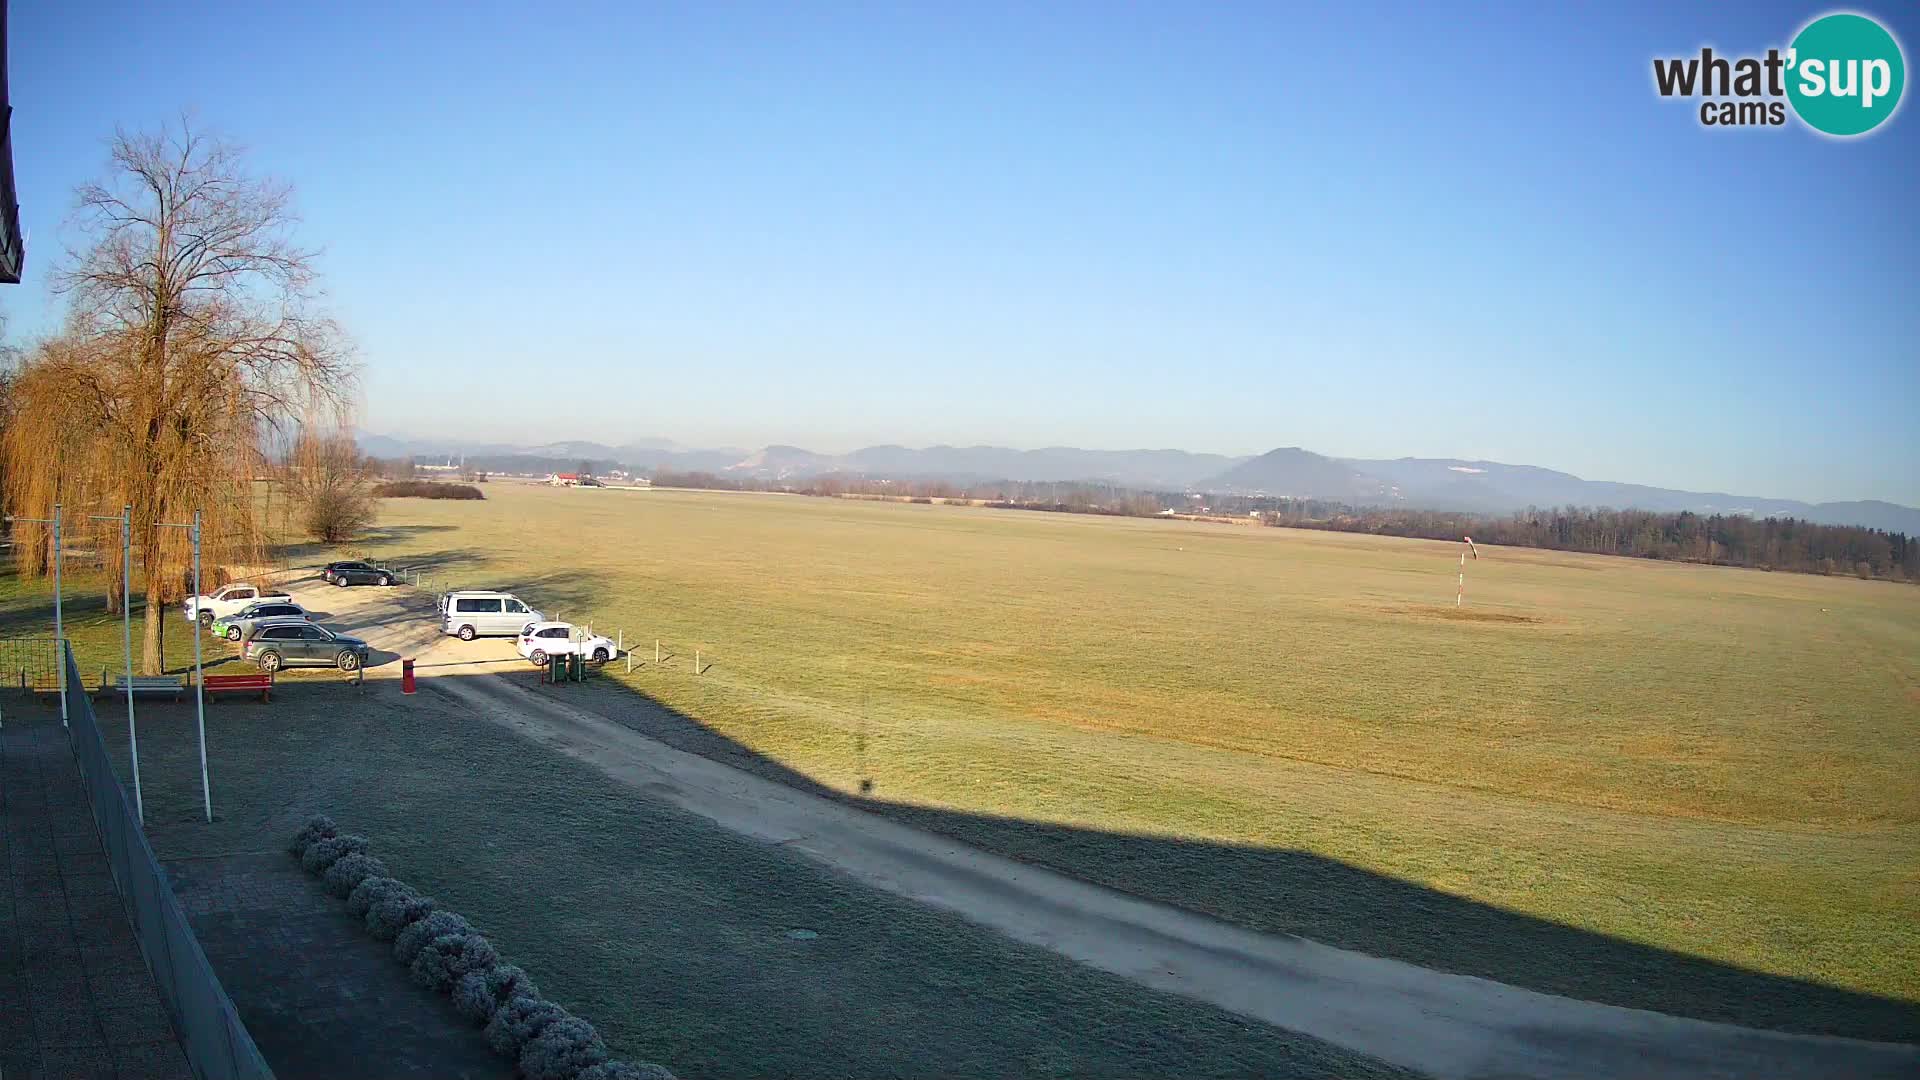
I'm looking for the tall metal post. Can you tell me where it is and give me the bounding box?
[192,510,210,822]
[123,506,141,821]
[53,504,65,725]
[94,507,142,822]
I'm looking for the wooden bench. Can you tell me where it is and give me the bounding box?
[98,673,186,701]
[204,672,275,702]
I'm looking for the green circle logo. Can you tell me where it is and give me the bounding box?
[1787,13,1905,136]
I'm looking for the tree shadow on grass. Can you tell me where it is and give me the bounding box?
[535,668,1920,1047]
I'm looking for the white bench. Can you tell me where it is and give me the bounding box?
[99,672,186,701]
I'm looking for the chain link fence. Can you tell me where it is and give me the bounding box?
[59,641,276,1080]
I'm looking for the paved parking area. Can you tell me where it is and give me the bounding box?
[1,713,192,1080]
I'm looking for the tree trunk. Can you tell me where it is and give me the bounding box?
[142,583,166,675]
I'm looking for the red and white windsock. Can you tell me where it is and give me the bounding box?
[1457,536,1478,606]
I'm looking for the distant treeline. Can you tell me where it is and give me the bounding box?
[642,471,1916,582]
[1267,506,1918,581]
[372,480,486,500]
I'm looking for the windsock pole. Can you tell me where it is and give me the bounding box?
[1457,535,1479,607]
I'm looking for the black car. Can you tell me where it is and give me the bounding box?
[243,622,371,672]
[322,560,395,587]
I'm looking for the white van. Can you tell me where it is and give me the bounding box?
[439,591,543,640]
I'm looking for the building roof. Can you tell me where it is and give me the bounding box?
[0,3,23,284]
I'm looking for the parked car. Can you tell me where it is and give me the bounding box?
[322,560,396,587]
[516,621,617,666]
[182,583,295,626]
[440,591,543,640]
[210,600,311,642]
[242,620,370,672]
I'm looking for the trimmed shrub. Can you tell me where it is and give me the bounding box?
[519,1016,608,1080]
[373,480,485,500]
[578,1064,676,1080]
[395,911,475,965]
[322,853,389,898]
[346,875,406,918]
[453,964,540,1025]
[411,933,498,993]
[366,891,436,941]
[484,995,566,1059]
[287,815,338,857]
[300,834,368,875]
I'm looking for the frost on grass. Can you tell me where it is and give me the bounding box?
[483,995,566,1059]
[519,1015,609,1080]
[322,853,389,898]
[453,964,540,1025]
[394,910,475,965]
[366,890,437,941]
[287,815,338,857]
[578,1063,676,1080]
[411,933,499,993]
[300,834,368,875]
[346,875,406,917]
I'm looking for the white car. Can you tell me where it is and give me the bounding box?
[516,621,617,666]
[182,583,295,626]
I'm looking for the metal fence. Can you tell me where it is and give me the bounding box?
[0,634,60,693]
[59,642,276,1080]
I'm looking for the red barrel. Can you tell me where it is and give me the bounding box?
[402,657,416,695]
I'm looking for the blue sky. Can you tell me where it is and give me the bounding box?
[6,2,1917,504]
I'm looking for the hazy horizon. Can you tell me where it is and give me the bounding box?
[359,424,1919,509]
[7,2,1917,505]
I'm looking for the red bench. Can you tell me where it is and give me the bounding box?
[204,672,275,702]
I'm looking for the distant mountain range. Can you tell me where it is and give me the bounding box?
[356,433,1920,534]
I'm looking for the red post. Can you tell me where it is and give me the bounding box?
[402,657,416,695]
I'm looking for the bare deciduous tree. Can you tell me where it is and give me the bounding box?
[3,121,354,671]
[285,428,374,543]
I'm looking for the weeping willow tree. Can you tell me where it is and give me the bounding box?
[2,122,353,672]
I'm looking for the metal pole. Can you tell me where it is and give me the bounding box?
[192,511,210,822]
[54,504,66,725]
[124,507,141,822]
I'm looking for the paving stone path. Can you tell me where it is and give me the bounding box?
[0,715,192,1080]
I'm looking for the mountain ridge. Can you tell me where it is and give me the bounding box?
[354,433,1920,533]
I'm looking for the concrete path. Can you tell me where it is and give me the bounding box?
[1,713,193,1080]
[297,579,1920,1080]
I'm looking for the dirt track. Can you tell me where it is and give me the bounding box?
[294,578,1920,1080]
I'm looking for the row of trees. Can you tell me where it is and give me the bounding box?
[1,124,358,672]
[648,469,1918,582]
[1268,505,1920,581]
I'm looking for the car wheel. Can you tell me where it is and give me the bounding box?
[529,649,548,667]
[379,574,392,586]
[337,651,361,672]
[592,648,610,663]
[198,610,214,627]
[258,652,283,673]
[226,627,242,641]
[458,625,476,642]
[335,576,350,587]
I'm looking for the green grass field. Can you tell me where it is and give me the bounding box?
[356,482,1918,1034]
[7,481,1918,1040]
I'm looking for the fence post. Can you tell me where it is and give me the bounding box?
[626,651,633,674]
[695,649,701,675]
[617,628,623,653]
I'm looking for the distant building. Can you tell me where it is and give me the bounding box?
[547,473,581,487]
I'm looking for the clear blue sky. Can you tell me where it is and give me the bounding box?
[6,2,1916,504]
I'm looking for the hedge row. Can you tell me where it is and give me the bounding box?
[291,816,672,1080]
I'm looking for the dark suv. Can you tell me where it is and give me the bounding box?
[322,560,395,587]
[243,621,370,672]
